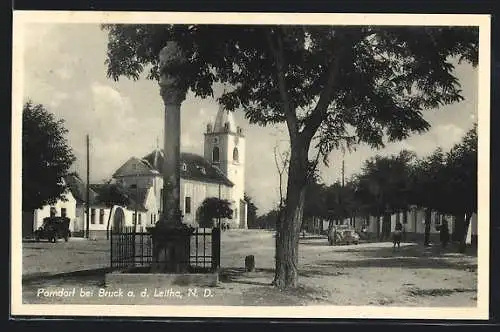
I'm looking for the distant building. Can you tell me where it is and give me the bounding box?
[111,104,248,229]
[26,105,249,238]
[29,174,144,240]
[318,207,478,245]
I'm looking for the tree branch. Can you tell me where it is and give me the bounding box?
[266,28,299,142]
[301,32,353,145]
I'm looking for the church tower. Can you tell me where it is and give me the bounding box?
[204,104,247,229]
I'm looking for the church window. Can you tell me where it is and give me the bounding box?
[233,147,239,162]
[212,147,220,162]
[213,137,218,144]
[185,196,192,214]
[224,122,230,132]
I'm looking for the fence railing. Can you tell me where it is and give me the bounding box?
[110,226,220,273]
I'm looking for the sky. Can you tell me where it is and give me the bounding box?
[21,23,478,215]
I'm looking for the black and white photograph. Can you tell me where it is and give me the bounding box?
[11,12,490,319]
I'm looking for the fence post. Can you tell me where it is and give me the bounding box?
[211,227,220,272]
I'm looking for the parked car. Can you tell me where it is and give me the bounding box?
[34,217,71,243]
[328,226,360,246]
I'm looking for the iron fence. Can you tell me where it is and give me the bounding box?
[110,226,220,273]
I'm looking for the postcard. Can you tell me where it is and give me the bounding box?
[11,11,490,319]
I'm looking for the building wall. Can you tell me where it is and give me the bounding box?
[180,179,233,227]
[33,191,77,232]
[74,205,149,238]
[360,209,478,244]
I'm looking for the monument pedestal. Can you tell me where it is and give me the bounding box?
[148,223,194,273]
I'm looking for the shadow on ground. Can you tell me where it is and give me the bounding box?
[310,244,477,272]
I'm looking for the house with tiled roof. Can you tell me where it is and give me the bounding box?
[112,105,248,229]
[29,173,145,239]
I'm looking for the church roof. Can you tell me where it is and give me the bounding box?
[112,157,160,178]
[112,149,234,187]
[213,104,237,133]
[141,150,234,187]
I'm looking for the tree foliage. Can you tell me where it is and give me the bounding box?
[22,101,76,211]
[355,150,416,216]
[197,197,233,228]
[95,183,132,208]
[102,24,478,288]
[244,193,259,229]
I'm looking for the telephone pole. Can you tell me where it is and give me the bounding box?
[86,134,90,239]
[341,147,345,188]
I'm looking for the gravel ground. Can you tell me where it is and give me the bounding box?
[21,230,477,306]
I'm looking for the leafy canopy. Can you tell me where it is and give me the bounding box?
[103,25,478,163]
[22,101,76,211]
[198,197,233,228]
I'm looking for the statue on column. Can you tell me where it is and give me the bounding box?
[149,41,194,273]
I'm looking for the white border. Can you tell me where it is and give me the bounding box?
[11,11,491,320]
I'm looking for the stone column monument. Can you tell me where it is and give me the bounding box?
[149,41,194,273]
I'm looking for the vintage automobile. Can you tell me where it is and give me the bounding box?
[328,225,360,246]
[34,217,71,243]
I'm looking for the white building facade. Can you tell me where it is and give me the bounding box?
[204,105,248,229]
[112,104,247,229]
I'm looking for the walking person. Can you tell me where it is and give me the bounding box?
[393,221,403,249]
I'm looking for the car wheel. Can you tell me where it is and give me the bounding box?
[64,236,69,242]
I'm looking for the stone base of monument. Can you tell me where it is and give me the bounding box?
[105,222,219,288]
[105,269,219,288]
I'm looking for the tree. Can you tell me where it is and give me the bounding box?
[95,183,132,208]
[103,24,478,289]
[255,209,280,230]
[92,182,133,239]
[323,181,353,230]
[197,197,233,228]
[244,193,259,229]
[440,124,477,252]
[355,150,416,239]
[22,101,76,212]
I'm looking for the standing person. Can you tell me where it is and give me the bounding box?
[440,218,450,248]
[393,221,403,249]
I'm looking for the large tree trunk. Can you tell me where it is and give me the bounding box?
[274,143,307,290]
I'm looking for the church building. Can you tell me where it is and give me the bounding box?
[111,105,248,229]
